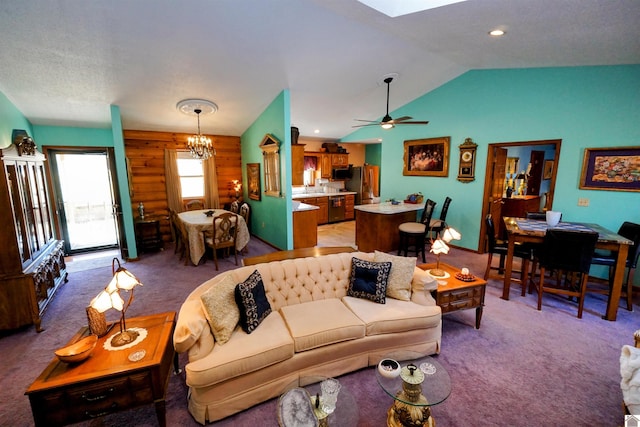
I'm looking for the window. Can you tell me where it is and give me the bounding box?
[177,152,204,198]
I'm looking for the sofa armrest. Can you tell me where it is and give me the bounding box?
[410,267,437,305]
[174,297,211,353]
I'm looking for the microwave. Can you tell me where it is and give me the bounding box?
[332,167,351,180]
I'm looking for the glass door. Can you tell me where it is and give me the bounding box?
[49,150,119,254]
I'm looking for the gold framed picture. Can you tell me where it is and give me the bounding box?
[247,163,261,200]
[403,136,450,177]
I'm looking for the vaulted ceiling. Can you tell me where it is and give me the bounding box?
[0,0,638,139]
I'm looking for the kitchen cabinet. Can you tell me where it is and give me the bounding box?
[292,145,305,186]
[293,209,318,249]
[331,153,349,167]
[0,142,67,332]
[345,194,355,220]
[320,154,332,178]
[499,195,541,236]
[297,196,328,225]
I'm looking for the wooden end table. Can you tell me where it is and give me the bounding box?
[419,262,486,329]
[26,312,178,427]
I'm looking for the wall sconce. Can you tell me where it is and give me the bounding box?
[88,258,144,347]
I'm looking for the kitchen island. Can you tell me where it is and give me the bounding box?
[293,202,319,249]
[354,202,425,252]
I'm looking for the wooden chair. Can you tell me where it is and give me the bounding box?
[169,209,183,255]
[484,213,532,296]
[205,212,238,270]
[185,199,205,211]
[429,196,452,239]
[175,216,192,266]
[238,202,251,253]
[590,221,640,311]
[531,229,599,318]
[397,199,436,263]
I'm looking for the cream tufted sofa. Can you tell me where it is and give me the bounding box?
[173,251,442,424]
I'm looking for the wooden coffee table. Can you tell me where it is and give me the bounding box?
[26,312,177,427]
[419,262,486,329]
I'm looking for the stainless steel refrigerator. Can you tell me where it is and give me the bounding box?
[346,165,380,204]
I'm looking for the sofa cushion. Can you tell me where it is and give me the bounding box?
[185,312,294,388]
[235,270,272,333]
[373,251,415,301]
[347,257,391,304]
[279,299,365,352]
[200,274,240,344]
[342,295,442,336]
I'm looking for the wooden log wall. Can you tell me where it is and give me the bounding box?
[123,130,242,244]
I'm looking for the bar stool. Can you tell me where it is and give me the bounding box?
[398,199,436,263]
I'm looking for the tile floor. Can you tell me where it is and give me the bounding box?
[317,220,356,248]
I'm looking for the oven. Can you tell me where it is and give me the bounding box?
[328,195,345,223]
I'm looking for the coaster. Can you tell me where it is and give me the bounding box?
[128,349,146,362]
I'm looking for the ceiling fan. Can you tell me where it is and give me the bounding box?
[353,76,429,129]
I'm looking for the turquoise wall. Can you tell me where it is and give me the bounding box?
[0,92,33,149]
[241,90,292,250]
[343,65,640,257]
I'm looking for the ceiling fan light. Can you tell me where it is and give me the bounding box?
[381,122,394,129]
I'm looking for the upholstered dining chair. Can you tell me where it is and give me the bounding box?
[590,221,640,311]
[484,213,532,296]
[229,200,240,213]
[185,199,205,211]
[397,199,437,263]
[429,196,452,239]
[175,215,192,266]
[169,209,183,255]
[238,202,251,253]
[531,229,599,319]
[205,212,238,270]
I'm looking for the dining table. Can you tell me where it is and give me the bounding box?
[177,209,250,266]
[502,217,633,321]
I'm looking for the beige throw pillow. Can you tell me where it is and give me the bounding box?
[373,251,415,301]
[200,274,240,344]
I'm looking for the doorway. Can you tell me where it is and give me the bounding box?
[478,139,561,253]
[47,149,121,255]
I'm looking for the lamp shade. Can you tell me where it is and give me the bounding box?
[430,239,450,255]
[89,289,124,312]
[442,226,461,242]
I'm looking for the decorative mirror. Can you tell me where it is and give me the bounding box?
[260,134,281,197]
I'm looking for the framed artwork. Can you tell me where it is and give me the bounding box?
[260,134,281,197]
[579,146,640,192]
[543,159,554,180]
[403,136,450,177]
[247,163,261,200]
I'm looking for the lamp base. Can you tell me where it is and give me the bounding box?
[429,268,447,277]
[110,329,140,347]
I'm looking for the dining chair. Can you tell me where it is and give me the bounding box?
[169,209,183,255]
[531,229,599,318]
[175,216,192,266]
[484,213,532,296]
[185,199,205,211]
[238,202,251,253]
[429,197,452,239]
[205,212,238,270]
[590,221,640,311]
[397,199,436,263]
[230,200,240,213]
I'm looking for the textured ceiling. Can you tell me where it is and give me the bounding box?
[0,0,638,140]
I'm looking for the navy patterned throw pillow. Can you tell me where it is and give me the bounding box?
[234,270,272,334]
[347,257,392,304]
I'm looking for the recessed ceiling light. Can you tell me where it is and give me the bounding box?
[489,29,505,36]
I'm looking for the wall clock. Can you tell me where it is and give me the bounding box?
[457,137,477,182]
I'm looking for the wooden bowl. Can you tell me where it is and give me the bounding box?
[55,335,98,363]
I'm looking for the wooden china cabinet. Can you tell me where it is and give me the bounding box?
[0,131,67,332]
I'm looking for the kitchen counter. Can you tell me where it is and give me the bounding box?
[292,191,357,199]
[292,202,319,212]
[355,202,424,252]
[354,201,425,214]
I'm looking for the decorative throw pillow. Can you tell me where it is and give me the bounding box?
[347,257,392,304]
[373,251,415,301]
[200,274,241,344]
[234,270,272,334]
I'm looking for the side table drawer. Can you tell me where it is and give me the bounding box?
[438,287,482,305]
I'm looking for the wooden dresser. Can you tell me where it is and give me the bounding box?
[26,312,177,427]
[0,138,67,332]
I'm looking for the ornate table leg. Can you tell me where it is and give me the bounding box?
[386,381,435,427]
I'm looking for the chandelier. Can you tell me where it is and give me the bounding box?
[177,99,218,160]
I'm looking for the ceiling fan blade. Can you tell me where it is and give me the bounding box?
[391,116,413,123]
[351,123,380,128]
[396,120,430,125]
[353,119,380,123]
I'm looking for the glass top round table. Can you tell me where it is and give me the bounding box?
[375,354,451,427]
